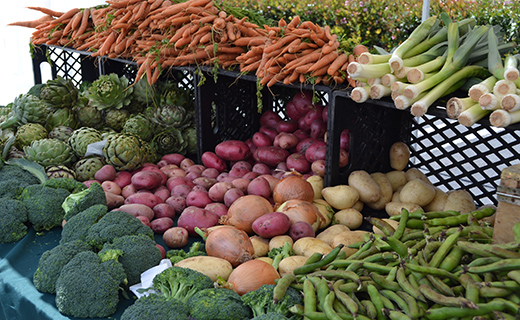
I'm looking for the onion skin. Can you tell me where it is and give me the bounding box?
[226,259,280,295]
[272,175,315,206]
[204,226,255,268]
[220,195,274,234]
[277,199,323,231]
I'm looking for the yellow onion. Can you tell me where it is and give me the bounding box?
[277,199,324,231]
[272,174,315,207]
[226,259,280,295]
[204,225,255,268]
[219,195,273,234]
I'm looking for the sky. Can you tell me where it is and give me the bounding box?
[0,1,104,105]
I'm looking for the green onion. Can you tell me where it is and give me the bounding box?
[500,93,520,112]
[446,97,477,119]
[489,109,520,127]
[458,103,492,127]
[468,76,498,101]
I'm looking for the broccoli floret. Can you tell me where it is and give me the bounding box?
[61,182,107,221]
[33,240,93,294]
[0,179,31,199]
[166,241,206,265]
[43,177,87,194]
[0,198,29,243]
[188,287,253,320]
[0,161,43,185]
[268,241,295,270]
[252,312,291,320]
[60,204,108,244]
[241,284,303,320]
[19,184,71,231]
[55,250,125,318]
[99,234,162,286]
[152,266,214,303]
[86,210,154,249]
[120,293,190,320]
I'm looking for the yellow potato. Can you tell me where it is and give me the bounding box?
[389,142,410,171]
[386,171,408,192]
[399,179,436,207]
[293,237,333,257]
[391,189,402,202]
[250,235,270,257]
[175,256,233,281]
[331,230,369,248]
[307,175,324,200]
[405,168,432,184]
[269,235,294,251]
[321,185,360,210]
[352,200,364,212]
[443,190,476,214]
[366,172,393,210]
[385,201,423,217]
[334,208,363,229]
[316,224,351,246]
[278,255,309,277]
[348,170,381,203]
[255,257,273,265]
[373,218,400,235]
[423,187,449,212]
[313,199,335,229]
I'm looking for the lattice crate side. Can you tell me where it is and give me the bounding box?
[409,115,520,206]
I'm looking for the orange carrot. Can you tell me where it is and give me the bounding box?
[63,11,82,35]
[97,31,117,56]
[73,8,90,38]
[149,0,164,11]
[52,8,81,25]
[312,64,330,77]
[353,44,369,57]
[199,32,212,44]
[286,15,301,29]
[327,52,349,76]
[235,23,261,38]
[240,59,262,73]
[295,62,314,74]
[264,34,298,54]
[168,23,192,44]
[8,15,55,28]
[27,7,64,17]
[175,48,212,62]
[290,29,311,37]
[343,54,356,71]
[226,22,236,42]
[282,48,321,71]
[213,17,226,30]
[234,36,266,47]
[267,71,289,87]
[322,40,339,55]
[134,1,149,21]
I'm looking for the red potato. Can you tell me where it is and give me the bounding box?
[122,184,138,198]
[339,149,349,168]
[259,110,283,128]
[153,203,177,219]
[216,172,230,182]
[165,196,187,214]
[156,160,170,168]
[322,105,329,122]
[163,227,189,248]
[105,192,125,209]
[141,166,168,185]
[115,203,155,221]
[161,153,185,166]
[274,132,299,150]
[180,158,195,171]
[186,190,213,208]
[286,153,311,174]
[169,168,188,178]
[215,140,251,161]
[310,119,327,139]
[259,126,278,141]
[166,176,195,191]
[305,141,327,162]
[247,176,271,199]
[156,244,166,259]
[192,177,217,190]
[201,151,227,172]
[131,170,164,190]
[185,171,201,181]
[171,184,192,198]
[228,167,250,178]
[101,181,122,195]
[311,159,326,176]
[253,146,290,167]
[298,105,325,132]
[204,202,228,217]
[293,129,310,141]
[160,164,180,177]
[340,129,351,151]
[151,217,174,234]
[276,119,298,133]
[252,211,291,238]
[276,162,288,172]
[252,132,273,148]
[124,192,164,208]
[232,178,250,194]
[208,181,234,202]
[202,168,220,179]
[224,188,245,207]
[288,221,315,241]
[232,160,253,171]
[94,164,117,182]
[243,171,260,180]
[153,185,171,202]
[83,180,101,188]
[136,215,151,227]
[244,138,257,155]
[192,185,209,193]
[186,164,206,174]
[113,171,132,188]
[286,91,314,121]
[252,163,271,175]
[259,174,280,192]
[296,138,319,154]
[177,206,220,236]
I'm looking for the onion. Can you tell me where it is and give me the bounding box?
[226,259,280,295]
[272,175,315,205]
[277,199,323,231]
[204,225,255,268]
[219,195,274,234]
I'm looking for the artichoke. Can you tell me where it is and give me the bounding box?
[40,76,79,109]
[46,165,77,180]
[14,123,48,149]
[27,83,46,99]
[143,141,160,164]
[152,128,188,156]
[104,109,129,132]
[0,105,12,123]
[87,73,133,110]
[74,97,104,129]
[68,127,103,158]
[24,138,74,167]
[73,156,105,181]
[182,126,197,155]
[0,94,49,129]
[48,126,74,142]
[46,107,77,130]
[146,104,193,130]
[99,127,118,140]
[122,114,154,141]
[102,133,147,171]
[132,77,160,107]
[0,128,15,160]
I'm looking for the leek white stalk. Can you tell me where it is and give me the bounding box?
[351,86,371,103]
[406,56,447,83]
[394,67,411,80]
[468,76,497,101]
[394,92,427,110]
[367,78,382,86]
[369,84,392,100]
[347,62,392,79]
[500,93,520,112]
[503,55,519,81]
[489,109,520,127]
[358,52,391,65]
[487,26,505,79]
[391,81,410,93]
[479,92,504,110]
[389,16,438,71]
[446,97,477,119]
[458,103,492,127]
[381,74,401,86]
[408,72,435,84]
[493,79,517,96]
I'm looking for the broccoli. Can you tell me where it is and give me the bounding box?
[252,313,291,320]
[98,234,163,286]
[60,204,108,244]
[188,287,253,320]
[33,240,93,294]
[166,241,206,265]
[86,210,154,249]
[268,241,295,271]
[61,182,107,221]
[0,159,46,185]
[152,266,214,303]
[241,284,304,320]
[54,250,126,318]
[43,177,87,194]
[0,198,29,243]
[19,184,71,231]
[0,179,31,199]
[120,293,190,320]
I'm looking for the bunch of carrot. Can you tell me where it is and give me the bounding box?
[11,0,361,87]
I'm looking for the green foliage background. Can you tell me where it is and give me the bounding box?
[222,0,519,53]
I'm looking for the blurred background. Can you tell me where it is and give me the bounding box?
[0,1,103,105]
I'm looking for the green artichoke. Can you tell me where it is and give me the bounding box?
[0,128,15,160]
[24,138,74,167]
[48,126,74,142]
[40,76,79,109]
[143,141,160,164]
[103,133,147,171]
[87,73,133,110]
[46,107,77,130]
[122,114,154,141]
[46,165,77,180]
[68,127,103,158]
[73,156,105,181]
[27,83,46,99]
[182,126,197,155]
[99,127,117,140]
[152,128,188,156]
[14,123,48,149]
[74,97,104,128]
[104,109,129,132]
[0,105,12,123]
[146,104,193,130]
[0,94,49,129]
[132,77,160,106]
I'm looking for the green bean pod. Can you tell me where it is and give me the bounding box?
[305,252,325,265]
[332,280,359,317]
[360,300,377,319]
[405,259,460,282]
[419,284,478,309]
[393,208,409,240]
[438,246,465,272]
[382,235,409,259]
[384,309,413,320]
[370,272,401,291]
[397,290,423,319]
[273,273,297,303]
[380,290,410,315]
[366,217,395,236]
[396,266,426,303]
[428,226,462,268]
[423,300,506,320]
[459,241,520,259]
[293,244,344,275]
[367,284,386,320]
[303,278,317,320]
[322,291,343,320]
[467,258,520,274]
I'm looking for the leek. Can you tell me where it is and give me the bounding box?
[358,52,391,65]
[406,56,447,83]
[504,54,519,81]
[487,27,505,79]
[391,81,410,94]
[493,79,517,96]
[381,74,401,86]
[367,78,382,86]
[446,97,477,119]
[489,109,520,127]
[347,62,392,79]
[351,85,371,103]
[468,76,498,102]
[370,84,392,100]
[479,92,504,110]
[500,93,520,112]
[458,103,492,127]
[394,92,427,110]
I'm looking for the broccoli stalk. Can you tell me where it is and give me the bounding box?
[241,284,304,319]
[166,241,206,265]
[268,241,295,271]
[152,266,214,303]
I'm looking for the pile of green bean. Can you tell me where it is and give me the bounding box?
[275,206,520,320]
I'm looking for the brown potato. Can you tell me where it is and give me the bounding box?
[268,235,294,251]
[307,175,324,200]
[293,237,333,257]
[389,142,410,171]
[348,170,381,204]
[386,171,408,192]
[175,256,233,281]
[278,255,309,276]
[316,224,351,246]
[250,235,270,258]
[399,179,436,207]
[321,185,360,210]
[443,190,476,214]
[385,201,423,217]
[405,168,432,184]
[334,208,363,229]
[423,187,449,212]
[331,230,369,248]
[366,172,393,210]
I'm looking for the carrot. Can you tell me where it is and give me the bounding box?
[27,7,64,17]
[286,15,301,29]
[240,59,262,73]
[282,48,321,71]
[289,42,318,53]
[72,8,91,38]
[243,55,262,65]
[213,17,226,30]
[199,32,212,44]
[235,23,261,38]
[323,25,334,42]
[226,22,236,42]
[52,8,81,25]
[343,54,356,71]
[175,48,211,62]
[295,62,314,74]
[195,14,217,25]
[312,64,330,77]
[263,34,298,54]
[309,31,326,47]
[133,1,149,21]
[299,20,317,31]
[63,11,82,35]
[217,45,245,54]
[267,71,289,87]
[188,33,204,49]
[149,0,164,11]
[353,44,369,57]
[96,31,117,56]
[286,69,301,84]
[8,15,55,28]
[234,36,266,47]
[327,52,349,76]
[168,23,192,44]
[322,39,339,55]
